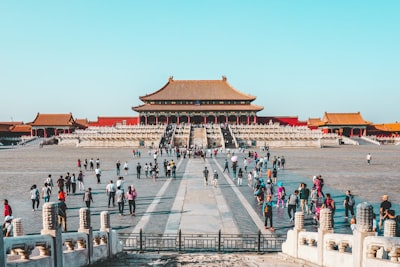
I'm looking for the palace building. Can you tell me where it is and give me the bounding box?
[132,76,264,125]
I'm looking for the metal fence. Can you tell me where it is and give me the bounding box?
[118,230,287,253]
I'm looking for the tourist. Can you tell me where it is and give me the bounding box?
[77,158,81,170]
[262,195,274,232]
[281,156,286,169]
[106,180,116,208]
[57,198,67,232]
[89,158,94,171]
[322,193,336,226]
[287,190,299,223]
[299,183,310,215]
[41,183,51,203]
[116,160,121,176]
[203,166,209,185]
[350,217,357,232]
[83,188,94,208]
[136,162,142,179]
[78,171,85,191]
[3,199,12,217]
[237,168,243,186]
[116,176,125,193]
[343,190,355,219]
[223,159,229,173]
[45,174,54,190]
[95,167,101,184]
[64,172,71,195]
[116,186,125,216]
[58,190,66,202]
[272,168,277,184]
[57,175,65,193]
[247,171,253,188]
[96,158,100,169]
[243,158,248,173]
[2,215,13,237]
[126,185,137,216]
[70,173,77,194]
[212,170,219,187]
[379,194,392,229]
[265,179,274,196]
[83,158,88,171]
[276,182,286,208]
[123,161,129,175]
[366,153,372,165]
[144,163,149,178]
[30,184,40,211]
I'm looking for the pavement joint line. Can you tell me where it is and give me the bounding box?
[212,157,271,235]
[131,158,184,234]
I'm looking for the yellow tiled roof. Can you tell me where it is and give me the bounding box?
[140,77,257,101]
[322,112,370,126]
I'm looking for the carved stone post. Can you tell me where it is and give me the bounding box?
[100,211,111,257]
[78,208,92,264]
[12,218,24,237]
[41,202,63,267]
[384,219,396,237]
[353,202,376,267]
[317,208,334,266]
[293,211,305,258]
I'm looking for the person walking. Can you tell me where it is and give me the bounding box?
[379,194,392,230]
[57,175,65,193]
[70,173,77,194]
[89,158,94,171]
[78,171,85,191]
[223,159,229,173]
[106,180,116,208]
[123,161,129,175]
[237,168,243,186]
[3,199,12,217]
[276,182,286,208]
[203,166,209,185]
[95,167,102,184]
[30,184,40,211]
[116,160,121,176]
[116,186,125,216]
[83,188,94,208]
[3,215,13,237]
[126,185,137,216]
[212,170,219,187]
[57,198,67,232]
[343,190,355,219]
[299,183,310,215]
[262,195,274,232]
[366,153,372,165]
[322,193,336,226]
[64,172,71,195]
[136,162,142,179]
[41,183,51,202]
[287,190,299,223]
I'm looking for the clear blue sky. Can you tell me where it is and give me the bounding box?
[1,1,399,124]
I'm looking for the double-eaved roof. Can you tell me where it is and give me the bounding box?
[133,76,263,112]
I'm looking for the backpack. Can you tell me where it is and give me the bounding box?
[348,195,355,206]
[264,204,269,213]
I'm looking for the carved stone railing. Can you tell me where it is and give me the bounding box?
[0,205,122,267]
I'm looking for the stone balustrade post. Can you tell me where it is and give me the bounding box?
[384,219,396,237]
[78,207,93,264]
[41,202,63,267]
[0,230,4,267]
[294,212,304,231]
[12,218,24,237]
[353,202,376,267]
[317,208,334,266]
[100,211,112,257]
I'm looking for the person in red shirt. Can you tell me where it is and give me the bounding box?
[3,199,12,217]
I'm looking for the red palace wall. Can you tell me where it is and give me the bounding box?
[88,117,139,127]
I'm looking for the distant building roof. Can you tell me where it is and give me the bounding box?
[321,112,371,126]
[308,118,323,127]
[29,113,76,127]
[372,123,400,132]
[10,124,31,133]
[139,76,257,101]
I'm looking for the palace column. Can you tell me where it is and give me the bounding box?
[236,115,239,125]
[156,114,159,124]
[166,116,169,125]
[204,115,207,124]
[44,128,48,138]
[145,115,148,125]
[188,116,190,124]
[247,116,250,125]
[214,115,217,124]
[350,128,354,137]
[225,114,228,123]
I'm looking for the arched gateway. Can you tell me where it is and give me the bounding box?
[132,76,264,125]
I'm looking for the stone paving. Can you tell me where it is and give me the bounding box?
[1,144,399,265]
